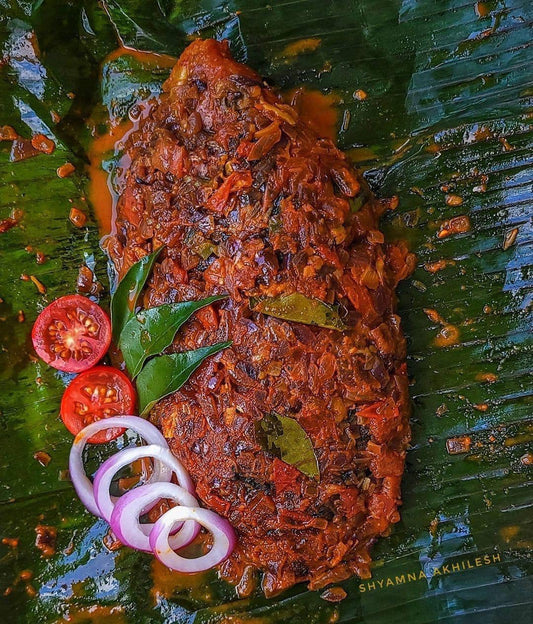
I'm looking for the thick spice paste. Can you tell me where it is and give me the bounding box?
[107,39,415,596]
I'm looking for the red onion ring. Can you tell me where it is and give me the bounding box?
[93,444,195,522]
[68,416,172,517]
[68,416,237,572]
[149,506,236,573]
[110,482,200,552]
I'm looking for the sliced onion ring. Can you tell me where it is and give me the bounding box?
[68,416,171,517]
[149,506,236,573]
[110,482,200,552]
[93,444,195,522]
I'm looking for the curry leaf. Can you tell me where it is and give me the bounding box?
[136,341,232,415]
[110,247,164,341]
[253,292,347,331]
[257,412,320,480]
[120,295,227,378]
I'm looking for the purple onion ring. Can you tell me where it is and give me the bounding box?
[149,506,236,574]
[110,482,200,552]
[93,444,194,522]
[68,416,172,517]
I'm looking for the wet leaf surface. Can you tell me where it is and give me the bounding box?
[0,0,532,622]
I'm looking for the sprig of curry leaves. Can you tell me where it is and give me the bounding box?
[111,248,231,412]
[121,295,227,378]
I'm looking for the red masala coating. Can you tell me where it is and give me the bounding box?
[107,39,414,596]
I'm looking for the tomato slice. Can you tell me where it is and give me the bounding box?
[60,366,136,443]
[32,295,111,373]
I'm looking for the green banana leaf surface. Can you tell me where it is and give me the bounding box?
[0,0,532,622]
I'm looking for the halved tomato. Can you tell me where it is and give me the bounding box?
[60,366,136,443]
[32,295,111,373]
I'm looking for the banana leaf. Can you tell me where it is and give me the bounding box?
[1,0,532,622]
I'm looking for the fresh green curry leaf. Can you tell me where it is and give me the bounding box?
[136,341,232,414]
[120,295,227,378]
[110,247,164,340]
[257,413,319,480]
[253,292,347,331]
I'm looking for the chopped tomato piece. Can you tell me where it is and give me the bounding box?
[207,170,253,212]
[69,207,87,228]
[32,295,111,373]
[272,457,301,495]
[195,304,219,330]
[60,366,136,443]
[31,133,55,154]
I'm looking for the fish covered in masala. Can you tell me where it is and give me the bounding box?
[105,39,415,596]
